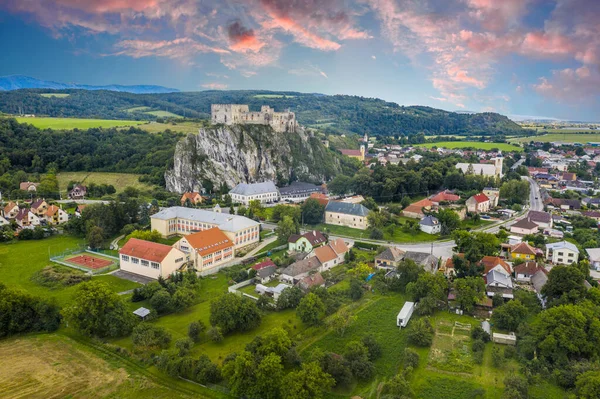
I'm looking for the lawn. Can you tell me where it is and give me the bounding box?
[0,236,140,306]
[40,93,70,98]
[310,223,438,243]
[416,141,523,152]
[509,133,600,144]
[56,171,155,196]
[461,218,493,230]
[14,117,146,130]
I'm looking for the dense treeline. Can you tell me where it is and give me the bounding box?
[0,89,524,137]
[0,118,180,185]
[0,283,61,337]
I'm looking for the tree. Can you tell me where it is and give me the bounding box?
[246,327,293,358]
[297,293,326,326]
[63,280,134,337]
[210,293,262,334]
[320,352,352,387]
[492,345,504,368]
[382,373,414,399]
[452,230,500,263]
[454,277,486,313]
[491,300,528,331]
[0,284,61,337]
[344,341,375,380]
[276,215,298,243]
[576,371,600,399]
[327,175,353,196]
[404,348,420,369]
[407,318,435,347]
[367,210,389,229]
[86,226,104,249]
[500,179,530,205]
[502,374,528,399]
[150,289,172,314]
[280,362,334,399]
[406,272,447,303]
[208,326,223,342]
[248,200,264,219]
[276,286,304,310]
[188,320,206,343]
[348,278,364,301]
[301,199,325,224]
[362,335,382,360]
[328,309,357,336]
[347,263,373,281]
[396,259,423,292]
[436,208,461,235]
[131,323,172,349]
[541,265,586,306]
[254,353,284,399]
[370,227,384,240]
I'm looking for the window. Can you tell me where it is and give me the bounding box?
[121,255,129,262]
[131,257,139,264]
[141,260,149,267]
[151,262,160,269]
[175,257,184,263]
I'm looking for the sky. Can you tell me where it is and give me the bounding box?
[0,0,599,121]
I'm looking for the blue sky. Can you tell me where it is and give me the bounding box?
[0,0,599,121]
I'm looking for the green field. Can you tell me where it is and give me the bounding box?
[57,172,155,196]
[40,93,70,98]
[253,94,296,98]
[509,133,600,144]
[417,141,523,152]
[14,117,146,130]
[126,106,151,113]
[145,110,181,118]
[137,121,204,134]
[311,223,439,243]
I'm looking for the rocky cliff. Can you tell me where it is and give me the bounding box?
[165,124,341,193]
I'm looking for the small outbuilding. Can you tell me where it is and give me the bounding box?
[133,307,151,320]
[492,332,517,346]
[397,301,415,328]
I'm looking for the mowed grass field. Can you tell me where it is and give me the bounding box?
[137,121,204,134]
[15,117,146,130]
[40,93,70,98]
[57,172,155,195]
[509,132,600,144]
[416,141,523,152]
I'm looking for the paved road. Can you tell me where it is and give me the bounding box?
[526,176,543,212]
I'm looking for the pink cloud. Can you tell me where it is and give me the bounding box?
[113,38,229,63]
[202,82,228,90]
[227,20,266,52]
[466,0,530,31]
[533,67,600,101]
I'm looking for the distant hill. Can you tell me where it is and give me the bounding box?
[0,88,523,136]
[0,75,179,94]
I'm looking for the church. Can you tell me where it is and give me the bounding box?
[455,156,503,178]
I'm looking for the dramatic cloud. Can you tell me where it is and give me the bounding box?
[113,38,229,64]
[533,67,600,101]
[227,20,265,52]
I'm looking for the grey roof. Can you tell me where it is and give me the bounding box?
[281,257,320,277]
[404,251,438,272]
[511,218,539,230]
[376,247,405,262]
[481,320,491,335]
[487,270,513,288]
[257,265,277,278]
[230,181,278,196]
[151,207,258,231]
[531,270,548,293]
[528,210,552,223]
[133,307,151,318]
[279,182,322,195]
[586,248,600,261]
[420,215,439,226]
[546,240,579,253]
[325,201,369,217]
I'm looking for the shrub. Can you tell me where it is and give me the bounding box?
[404,348,420,369]
[188,320,206,343]
[31,265,91,287]
[492,346,504,368]
[150,289,172,314]
[132,323,171,349]
[471,325,490,342]
[0,284,61,337]
[175,337,194,356]
[362,335,382,360]
[208,326,223,342]
[407,318,435,347]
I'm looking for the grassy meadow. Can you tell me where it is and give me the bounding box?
[40,93,70,98]
[14,117,146,130]
[509,132,600,144]
[416,141,523,152]
[56,172,155,195]
[310,223,440,243]
[137,121,205,134]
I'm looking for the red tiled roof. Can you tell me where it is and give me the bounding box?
[480,256,511,275]
[314,245,338,264]
[119,238,177,263]
[514,261,540,276]
[511,242,537,256]
[329,238,349,255]
[4,201,17,214]
[472,193,490,203]
[252,259,276,271]
[309,192,329,206]
[184,227,234,256]
[340,149,362,157]
[46,205,61,216]
[430,190,460,203]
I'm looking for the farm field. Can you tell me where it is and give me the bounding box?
[416,141,523,152]
[509,133,600,144]
[40,93,70,98]
[145,110,181,118]
[14,117,146,129]
[137,121,205,134]
[57,172,155,195]
[253,94,296,98]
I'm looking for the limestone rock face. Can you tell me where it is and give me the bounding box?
[165,124,339,193]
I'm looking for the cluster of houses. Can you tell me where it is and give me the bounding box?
[1,199,69,229]
[15,181,87,200]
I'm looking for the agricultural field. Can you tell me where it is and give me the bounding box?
[14,117,146,130]
[416,141,523,152]
[56,172,155,195]
[509,133,600,144]
[40,93,70,98]
[137,121,206,135]
[145,110,182,118]
[253,94,296,98]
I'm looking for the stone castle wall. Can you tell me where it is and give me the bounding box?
[211,104,297,133]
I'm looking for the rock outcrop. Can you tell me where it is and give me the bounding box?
[165,124,340,193]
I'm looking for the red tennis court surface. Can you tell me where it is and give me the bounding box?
[65,254,113,269]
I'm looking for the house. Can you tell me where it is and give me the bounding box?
[549,198,581,210]
[510,242,537,261]
[582,197,600,208]
[279,182,323,202]
[339,146,365,161]
[486,270,514,299]
[313,245,339,271]
[466,193,491,213]
[545,241,579,265]
[173,227,235,274]
[229,181,279,205]
[324,201,369,230]
[180,192,203,206]
[3,202,19,219]
[514,261,540,283]
[68,185,87,200]
[280,257,321,284]
[535,173,559,189]
[75,204,87,217]
[19,181,39,191]
[402,199,434,219]
[429,190,460,205]
[456,157,503,178]
[582,211,600,221]
[0,215,8,227]
[30,199,48,218]
[558,172,576,181]
[531,269,548,307]
[45,205,69,225]
[404,251,439,273]
[252,259,277,271]
[119,238,186,279]
[297,272,325,292]
[585,248,600,271]
[328,238,350,264]
[309,192,329,206]
[510,218,539,236]
[480,256,512,276]
[420,215,441,234]
[150,207,260,249]
[14,208,40,228]
[527,211,552,229]
[288,230,327,253]
[483,188,500,207]
[256,265,277,284]
[528,167,548,176]
[375,247,405,270]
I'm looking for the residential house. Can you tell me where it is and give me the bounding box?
[375,247,405,270]
[486,270,514,299]
[19,181,39,192]
[45,205,69,225]
[404,251,439,273]
[280,257,321,284]
[466,193,491,213]
[252,259,276,271]
[514,261,540,283]
[456,157,503,178]
[582,197,600,208]
[534,174,559,189]
[3,202,19,219]
[180,192,203,206]
[30,199,48,218]
[549,198,581,210]
[528,167,548,176]
[150,207,260,249]
[531,269,548,307]
[119,238,186,279]
[480,256,512,276]
[15,208,40,228]
[279,182,323,202]
[313,245,339,271]
[527,211,552,229]
[483,188,500,207]
[510,242,538,261]
[585,248,600,271]
[420,215,441,234]
[558,172,576,181]
[173,227,235,274]
[68,185,87,200]
[402,199,435,219]
[324,201,369,230]
[229,181,279,205]
[0,215,8,227]
[328,238,350,264]
[545,241,579,265]
[309,192,329,206]
[256,265,277,284]
[297,272,325,292]
[429,190,460,205]
[75,204,87,217]
[510,218,539,235]
[288,230,327,253]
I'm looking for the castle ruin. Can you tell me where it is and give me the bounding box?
[211,104,297,133]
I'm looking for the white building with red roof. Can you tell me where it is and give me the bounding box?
[174,227,235,274]
[119,238,186,279]
[466,193,491,213]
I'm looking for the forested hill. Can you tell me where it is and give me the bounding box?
[0,89,523,137]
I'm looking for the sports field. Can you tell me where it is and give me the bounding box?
[416,141,523,152]
[53,251,118,273]
[15,117,146,130]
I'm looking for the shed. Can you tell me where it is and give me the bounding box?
[397,301,415,328]
[492,332,517,345]
[133,307,151,320]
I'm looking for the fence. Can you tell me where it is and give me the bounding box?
[49,245,120,275]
